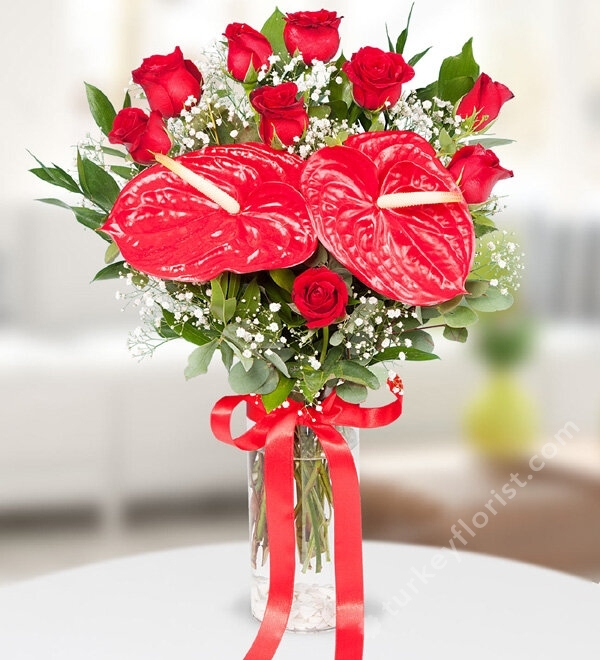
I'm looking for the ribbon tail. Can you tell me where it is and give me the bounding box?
[243,414,297,660]
[316,424,364,659]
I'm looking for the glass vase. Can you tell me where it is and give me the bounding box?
[247,424,359,632]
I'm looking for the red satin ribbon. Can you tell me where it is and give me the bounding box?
[210,381,403,659]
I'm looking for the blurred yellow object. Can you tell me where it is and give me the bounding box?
[463,371,538,459]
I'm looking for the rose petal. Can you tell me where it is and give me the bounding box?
[301,132,475,305]
[102,144,316,281]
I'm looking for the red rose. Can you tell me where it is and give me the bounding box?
[447,144,513,204]
[342,46,414,111]
[249,82,309,147]
[283,10,342,64]
[224,22,273,82]
[132,46,203,118]
[457,73,514,131]
[292,267,348,328]
[108,108,171,165]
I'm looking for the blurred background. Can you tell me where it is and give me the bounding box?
[1,0,599,585]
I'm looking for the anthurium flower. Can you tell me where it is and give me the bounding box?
[447,144,513,204]
[301,131,475,306]
[283,10,342,64]
[457,73,514,131]
[101,144,316,281]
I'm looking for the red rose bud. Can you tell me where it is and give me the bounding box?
[283,10,342,64]
[108,108,171,165]
[447,144,513,204]
[457,73,514,131]
[224,22,273,82]
[342,46,414,111]
[132,46,203,118]
[249,82,309,147]
[292,267,349,329]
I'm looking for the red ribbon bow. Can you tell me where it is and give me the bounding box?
[210,379,403,659]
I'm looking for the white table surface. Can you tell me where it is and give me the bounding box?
[0,541,598,659]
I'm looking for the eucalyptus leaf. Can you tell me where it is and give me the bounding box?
[229,359,271,394]
[443,326,469,343]
[336,382,368,404]
[400,329,435,353]
[220,341,235,371]
[442,305,479,328]
[263,350,291,378]
[467,287,514,312]
[465,280,489,298]
[254,367,280,395]
[184,340,218,380]
[333,361,379,389]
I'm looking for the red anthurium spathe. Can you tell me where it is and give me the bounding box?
[300,131,475,306]
[101,144,316,282]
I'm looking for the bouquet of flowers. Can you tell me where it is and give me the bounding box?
[32,6,520,657]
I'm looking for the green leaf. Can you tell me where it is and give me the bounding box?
[442,305,479,328]
[184,340,218,380]
[236,279,261,318]
[333,361,379,389]
[92,261,127,282]
[123,90,132,109]
[110,165,136,180]
[254,367,280,395]
[269,269,295,293]
[416,80,439,102]
[466,137,515,149]
[438,38,480,103]
[209,278,236,324]
[408,46,431,67]
[262,375,295,413]
[385,23,395,52]
[162,309,213,346]
[396,2,414,54]
[438,127,457,156]
[220,340,235,371]
[372,346,439,362]
[228,359,270,394]
[401,329,435,353]
[261,7,289,61]
[29,152,82,194]
[77,151,120,212]
[465,279,490,298]
[71,207,109,233]
[336,381,368,404]
[443,326,469,343]
[104,240,120,264]
[438,294,463,314]
[467,287,514,312]
[85,82,117,136]
[263,350,291,378]
[102,146,128,158]
[308,105,331,119]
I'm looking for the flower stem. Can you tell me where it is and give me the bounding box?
[320,325,329,365]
